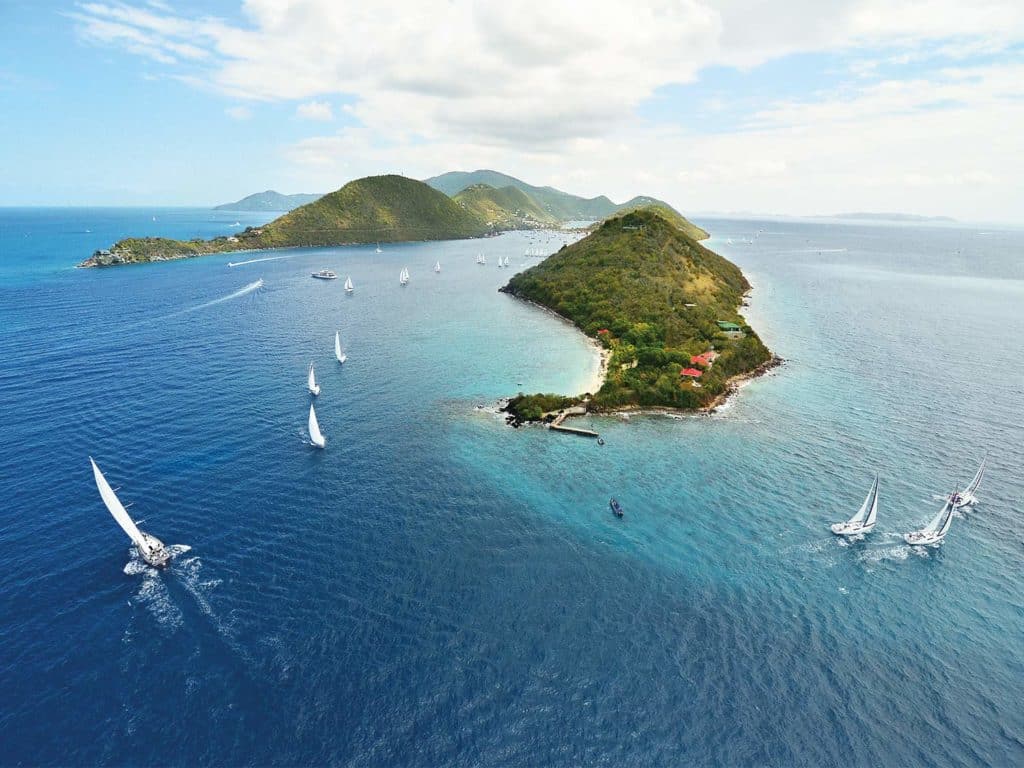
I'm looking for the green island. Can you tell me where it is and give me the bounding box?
[79,170,710,268]
[79,175,489,267]
[500,208,776,421]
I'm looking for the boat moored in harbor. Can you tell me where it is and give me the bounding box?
[312,269,338,280]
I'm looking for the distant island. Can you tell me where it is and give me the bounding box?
[214,190,324,212]
[79,171,707,267]
[501,208,775,420]
[830,212,956,223]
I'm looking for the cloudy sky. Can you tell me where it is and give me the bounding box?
[2,0,1023,221]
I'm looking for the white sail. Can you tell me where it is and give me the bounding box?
[924,494,955,534]
[936,493,956,536]
[344,276,353,292]
[90,458,147,549]
[308,362,319,395]
[864,475,878,527]
[308,404,326,448]
[966,457,986,495]
[434,261,441,272]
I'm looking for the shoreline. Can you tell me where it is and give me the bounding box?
[501,292,610,396]
[502,277,780,426]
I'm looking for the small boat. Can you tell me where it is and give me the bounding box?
[375,242,382,253]
[904,490,957,546]
[830,474,879,536]
[951,456,986,509]
[344,275,354,293]
[307,362,320,396]
[334,331,347,364]
[476,254,486,265]
[308,404,326,449]
[90,458,171,568]
[434,261,441,273]
[609,497,624,518]
[312,269,338,280]
[399,267,409,285]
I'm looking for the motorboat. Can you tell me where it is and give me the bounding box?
[312,269,338,280]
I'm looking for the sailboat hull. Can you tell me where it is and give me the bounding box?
[950,491,978,509]
[830,521,875,536]
[309,385,320,396]
[139,532,171,568]
[904,530,945,546]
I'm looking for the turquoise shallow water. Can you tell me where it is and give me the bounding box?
[0,209,1021,766]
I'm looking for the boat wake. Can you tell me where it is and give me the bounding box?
[228,255,292,268]
[124,544,192,630]
[184,278,264,313]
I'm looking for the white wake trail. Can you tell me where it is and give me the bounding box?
[228,255,292,267]
[184,278,264,312]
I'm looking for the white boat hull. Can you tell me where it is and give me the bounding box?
[139,532,171,567]
[951,491,977,509]
[830,521,875,536]
[904,530,945,546]
[309,385,320,396]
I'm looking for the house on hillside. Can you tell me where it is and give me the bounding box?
[716,321,745,339]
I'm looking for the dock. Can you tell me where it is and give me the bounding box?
[546,406,600,438]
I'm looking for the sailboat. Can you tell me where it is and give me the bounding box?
[344,275,354,294]
[375,242,383,253]
[476,253,486,265]
[308,362,320,396]
[951,456,986,508]
[308,404,326,449]
[334,331,347,363]
[503,256,511,267]
[904,490,957,546]
[434,261,441,273]
[830,474,878,536]
[89,458,171,568]
[399,267,410,285]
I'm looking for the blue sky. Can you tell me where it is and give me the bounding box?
[2,1,1023,221]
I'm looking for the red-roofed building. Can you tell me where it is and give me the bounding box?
[597,329,609,335]
[679,367,703,378]
[690,351,719,367]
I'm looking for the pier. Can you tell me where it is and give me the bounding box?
[546,406,600,438]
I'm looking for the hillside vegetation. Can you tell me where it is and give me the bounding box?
[81,175,490,266]
[501,208,771,417]
[426,169,708,237]
[453,184,559,229]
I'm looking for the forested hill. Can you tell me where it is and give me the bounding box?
[80,175,490,266]
[501,208,771,416]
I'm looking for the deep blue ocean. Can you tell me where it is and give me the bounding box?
[1,207,1022,766]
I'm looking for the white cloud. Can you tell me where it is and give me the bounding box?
[70,1,1024,220]
[225,105,252,120]
[296,100,333,121]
